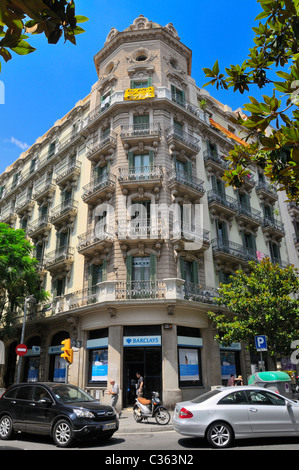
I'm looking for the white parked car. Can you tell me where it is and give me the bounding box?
[173,386,299,448]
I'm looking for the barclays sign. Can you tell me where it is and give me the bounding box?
[123,336,161,347]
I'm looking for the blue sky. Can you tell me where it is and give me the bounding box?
[0,0,263,175]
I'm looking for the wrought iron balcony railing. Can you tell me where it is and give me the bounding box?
[184,283,219,303]
[120,123,161,138]
[118,165,163,182]
[165,125,200,151]
[207,190,239,211]
[44,245,75,267]
[50,199,78,221]
[168,170,205,194]
[115,280,166,300]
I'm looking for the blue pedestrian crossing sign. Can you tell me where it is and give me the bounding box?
[255,335,267,351]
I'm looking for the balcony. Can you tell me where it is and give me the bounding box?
[236,203,262,230]
[0,209,17,226]
[77,225,114,256]
[207,190,239,219]
[171,222,210,252]
[15,195,35,217]
[117,218,162,242]
[44,245,74,273]
[120,123,161,146]
[55,160,81,188]
[203,149,229,176]
[82,174,116,205]
[261,216,285,239]
[168,170,205,201]
[86,131,117,163]
[33,177,56,205]
[115,280,166,300]
[27,215,52,240]
[50,199,78,228]
[166,126,200,155]
[55,129,86,159]
[83,91,125,132]
[118,165,163,191]
[184,283,219,304]
[288,202,299,222]
[211,238,248,265]
[256,180,278,203]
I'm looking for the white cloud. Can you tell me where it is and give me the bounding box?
[8,136,29,151]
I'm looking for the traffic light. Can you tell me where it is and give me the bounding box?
[61,338,73,364]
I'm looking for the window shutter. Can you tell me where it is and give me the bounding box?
[150,253,156,282]
[185,161,192,179]
[128,151,134,169]
[149,150,154,169]
[126,255,133,282]
[147,77,152,87]
[211,175,217,191]
[192,261,199,284]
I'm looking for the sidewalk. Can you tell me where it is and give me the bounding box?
[116,408,174,434]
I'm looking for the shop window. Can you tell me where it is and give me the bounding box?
[177,326,202,387]
[87,329,108,385]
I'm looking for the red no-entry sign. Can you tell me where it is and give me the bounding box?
[16,344,28,356]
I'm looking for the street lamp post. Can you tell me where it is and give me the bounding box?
[16,295,36,384]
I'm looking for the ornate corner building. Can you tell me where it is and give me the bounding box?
[0,16,297,408]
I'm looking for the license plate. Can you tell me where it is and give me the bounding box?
[103,422,116,431]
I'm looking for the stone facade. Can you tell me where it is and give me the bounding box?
[0,16,296,409]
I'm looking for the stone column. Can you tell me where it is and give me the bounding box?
[107,325,122,408]
[162,324,182,409]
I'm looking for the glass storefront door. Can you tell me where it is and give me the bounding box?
[123,346,162,407]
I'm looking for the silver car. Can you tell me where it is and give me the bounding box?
[173,386,299,448]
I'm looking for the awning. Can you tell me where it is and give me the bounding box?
[209,118,248,146]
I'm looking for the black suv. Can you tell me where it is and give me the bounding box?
[0,382,118,447]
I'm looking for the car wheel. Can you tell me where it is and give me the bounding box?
[53,419,74,448]
[0,415,14,440]
[206,421,234,448]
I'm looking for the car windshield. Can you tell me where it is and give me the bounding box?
[191,389,222,404]
[50,384,95,403]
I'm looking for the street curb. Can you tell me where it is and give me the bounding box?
[117,424,174,434]
[116,410,174,434]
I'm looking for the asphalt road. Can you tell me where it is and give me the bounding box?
[1,429,299,453]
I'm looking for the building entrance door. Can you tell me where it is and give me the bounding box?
[123,347,162,407]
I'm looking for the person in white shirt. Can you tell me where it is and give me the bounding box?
[108,380,121,418]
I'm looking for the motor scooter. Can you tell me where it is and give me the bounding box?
[133,391,170,425]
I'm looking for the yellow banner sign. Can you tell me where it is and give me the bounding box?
[124,86,155,101]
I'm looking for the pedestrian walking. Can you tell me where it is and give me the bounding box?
[227,374,235,386]
[235,375,243,386]
[136,372,144,397]
[108,379,122,418]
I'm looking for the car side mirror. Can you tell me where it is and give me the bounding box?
[286,400,292,407]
